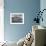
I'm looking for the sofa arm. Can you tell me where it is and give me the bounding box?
[35,29,45,46]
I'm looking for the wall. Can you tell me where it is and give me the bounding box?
[40,0,46,27]
[4,0,40,42]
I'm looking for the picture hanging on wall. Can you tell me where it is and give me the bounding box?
[10,13,24,24]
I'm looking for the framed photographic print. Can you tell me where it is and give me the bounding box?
[10,13,24,24]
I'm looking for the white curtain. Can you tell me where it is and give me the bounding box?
[0,0,4,42]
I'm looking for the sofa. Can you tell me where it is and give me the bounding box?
[31,25,46,46]
[1,25,46,46]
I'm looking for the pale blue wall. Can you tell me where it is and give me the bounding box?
[40,0,46,27]
[4,0,40,42]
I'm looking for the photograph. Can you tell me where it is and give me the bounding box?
[10,13,24,24]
